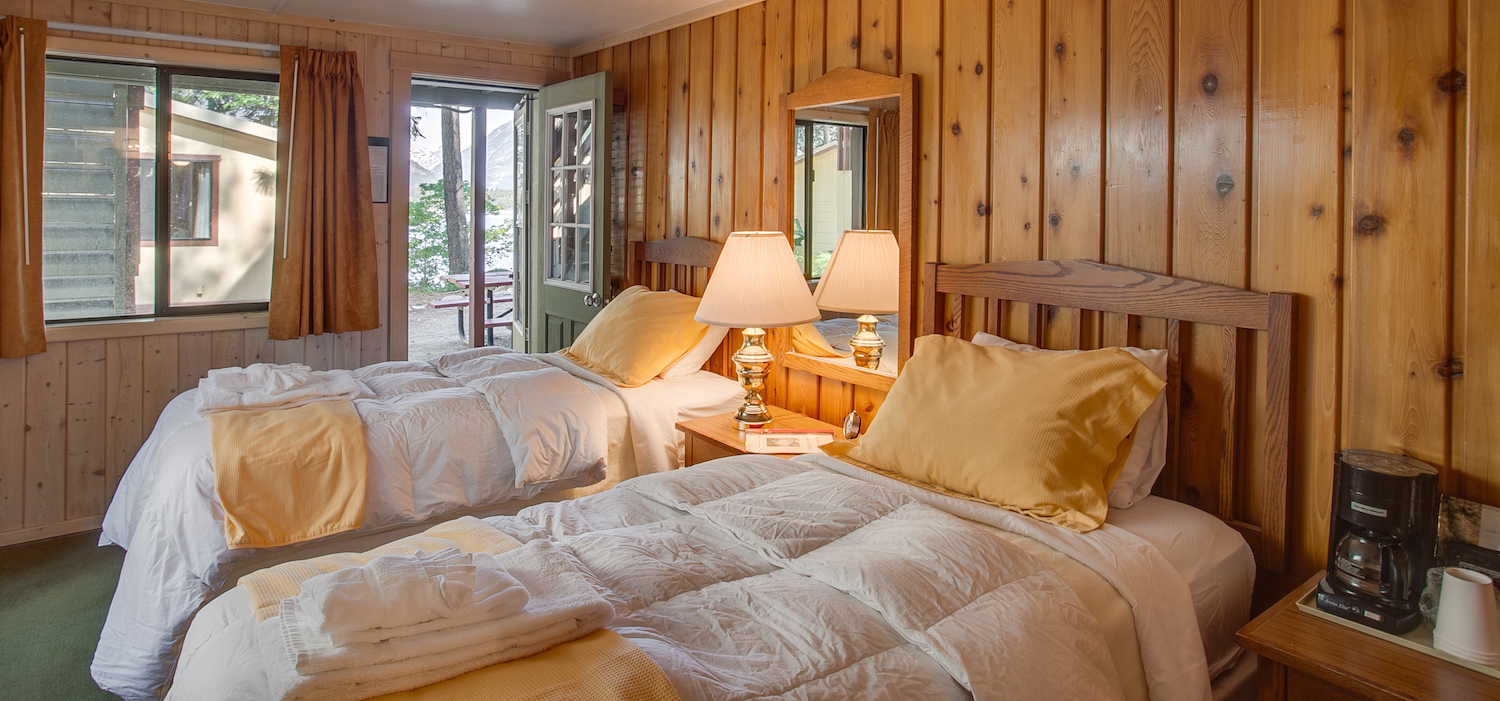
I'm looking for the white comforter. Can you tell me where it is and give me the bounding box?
[171,454,1212,701]
[93,347,742,701]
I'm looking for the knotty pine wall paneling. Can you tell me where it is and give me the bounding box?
[579,0,1497,595]
[0,0,575,547]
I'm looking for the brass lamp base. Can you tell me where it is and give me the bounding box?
[848,314,885,370]
[732,327,774,429]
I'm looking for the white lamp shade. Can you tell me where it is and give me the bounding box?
[811,230,899,314]
[695,231,821,328]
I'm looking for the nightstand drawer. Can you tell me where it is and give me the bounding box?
[684,434,740,467]
[1287,669,1366,701]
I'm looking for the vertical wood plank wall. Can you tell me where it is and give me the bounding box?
[0,0,573,547]
[579,0,1497,590]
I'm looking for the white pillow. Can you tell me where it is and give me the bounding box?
[971,332,1167,509]
[659,324,730,379]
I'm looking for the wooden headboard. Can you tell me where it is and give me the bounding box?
[922,259,1296,573]
[628,237,724,295]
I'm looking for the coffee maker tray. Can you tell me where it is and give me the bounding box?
[1295,590,1500,678]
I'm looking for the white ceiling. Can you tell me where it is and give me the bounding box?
[204,0,731,53]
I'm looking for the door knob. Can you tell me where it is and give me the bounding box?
[583,292,601,307]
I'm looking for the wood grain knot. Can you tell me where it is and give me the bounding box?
[1054,42,1066,59]
[974,62,984,76]
[1435,359,1464,379]
[976,202,989,217]
[1309,205,1324,218]
[850,37,860,50]
[1048,213,1061,228]
[1356,213,1386,235]
[1184,486,1201,506]
[1201,74,1219,95]
[681,82,688,94]
[1437,70,1467,93]
[884,48,894,60]
[1024,221,1032,230]
[1020,175,1028,184]
[950,121,961,136]
[1397,127,1416,146]
[713,214,720,226]
[1215,174,1234,195]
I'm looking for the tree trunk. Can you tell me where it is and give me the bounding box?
[440,106,470,275]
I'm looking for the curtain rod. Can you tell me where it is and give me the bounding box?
[45,20,280,55]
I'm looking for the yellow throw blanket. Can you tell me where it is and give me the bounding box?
[369,629,680,701]
[239,516,523,622]
[209,400,369,550]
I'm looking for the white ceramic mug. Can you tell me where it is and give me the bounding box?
[1433,567,1500,667]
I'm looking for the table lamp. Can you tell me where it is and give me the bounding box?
[812,229,898,369]
[695,231,821,429]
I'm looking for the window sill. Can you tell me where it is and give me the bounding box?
[45,312,269,343]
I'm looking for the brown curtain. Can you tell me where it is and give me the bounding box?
[0,18,46,359]
[270,46,380,340]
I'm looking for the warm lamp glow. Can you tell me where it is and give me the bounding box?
[812,229,899,314]
[812,230,898,369]
[696,231,819,428]
[695,231,821,328]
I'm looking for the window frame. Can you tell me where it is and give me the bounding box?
[139,154,222,247]
[793,119,868,279]
[39,56,279,325]
[153,64,279,318]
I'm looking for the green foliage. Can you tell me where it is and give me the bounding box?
[172,89,279,127]
[408,179,515,293]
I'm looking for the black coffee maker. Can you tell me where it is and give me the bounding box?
[1316,449,1439,634]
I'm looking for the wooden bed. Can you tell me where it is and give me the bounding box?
[921,259,1296,573]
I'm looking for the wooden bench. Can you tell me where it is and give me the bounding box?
[431,294,514,343]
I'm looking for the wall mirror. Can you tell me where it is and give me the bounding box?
[780,67,916,386]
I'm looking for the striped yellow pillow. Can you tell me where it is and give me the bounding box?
[562,285,708,387]
[841,334,1164,532]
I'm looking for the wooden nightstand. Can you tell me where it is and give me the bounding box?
[676,406,844,467]
[1238,573,1500,701]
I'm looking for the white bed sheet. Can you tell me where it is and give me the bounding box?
[93,358,742,701]
[1108,495,1256,678]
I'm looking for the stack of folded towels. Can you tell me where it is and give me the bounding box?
[197,363,372,414]
[257,540,615,701]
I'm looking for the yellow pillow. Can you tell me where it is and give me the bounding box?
[791,323,847,357]
[836,334,1164,532]
[561,285,709,387]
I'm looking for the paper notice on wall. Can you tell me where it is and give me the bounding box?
[368,142,389,204]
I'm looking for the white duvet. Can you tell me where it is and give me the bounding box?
[93,347,742,701]
[171,454,1212,701]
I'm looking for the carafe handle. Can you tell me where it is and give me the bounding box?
[1382,542,1410,599]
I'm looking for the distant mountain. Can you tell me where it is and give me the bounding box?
[408,124,516,195]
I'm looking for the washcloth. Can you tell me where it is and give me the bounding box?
[328,552,530,646]
[197,363,372,414]
[300,549,477,636]
[260,540,614,701]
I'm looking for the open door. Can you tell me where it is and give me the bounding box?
[527,72,611,352]
[510,93,531,351]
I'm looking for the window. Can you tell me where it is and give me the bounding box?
[42,58,278,322]
[544,101,593,291]
[792,120,866,278]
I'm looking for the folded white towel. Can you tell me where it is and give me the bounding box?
[196,364,372,414]
[327,552,529,646]
[299,549,476,636]
[260,540,613,701]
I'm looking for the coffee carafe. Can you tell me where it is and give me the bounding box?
[1316,450,1439,634]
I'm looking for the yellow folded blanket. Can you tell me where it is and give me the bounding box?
[210,400,369,550]
[368,629,680,701]
[240,516,524,622]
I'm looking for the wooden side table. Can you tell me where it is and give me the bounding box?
[676,406,844,467]
[1237,573,1500,701]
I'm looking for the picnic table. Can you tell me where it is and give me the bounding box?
[431,270,514,346]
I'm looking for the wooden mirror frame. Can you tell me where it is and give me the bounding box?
[781,67,918,368]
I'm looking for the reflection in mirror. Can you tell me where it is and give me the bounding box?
[794,99,901,340]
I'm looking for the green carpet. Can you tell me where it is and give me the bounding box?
[0,530,125,700]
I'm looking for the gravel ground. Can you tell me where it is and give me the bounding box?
[406,290,513,362]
